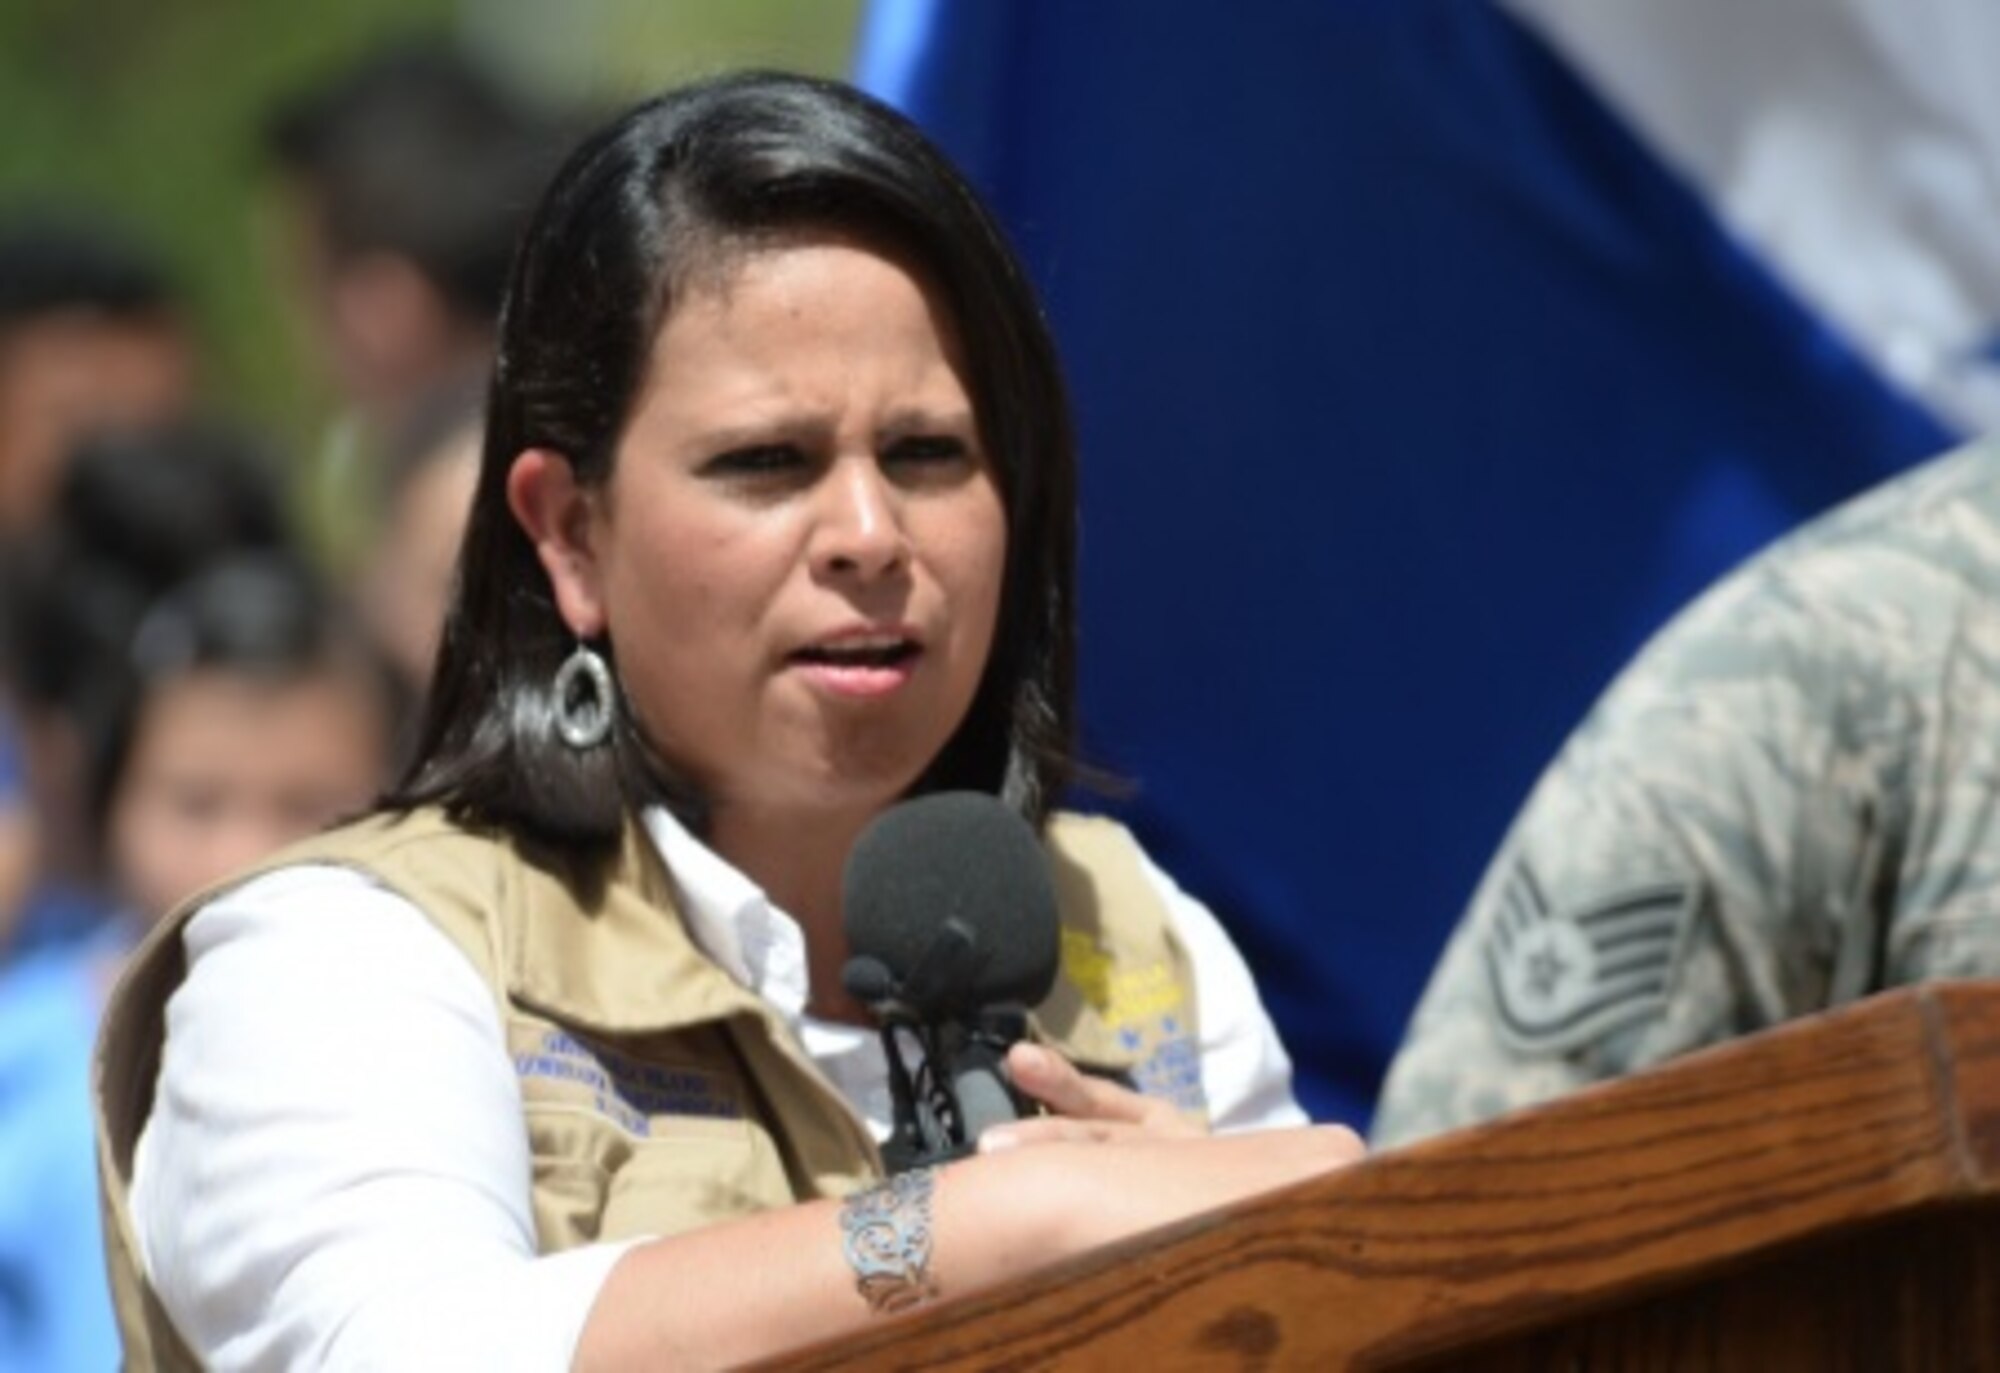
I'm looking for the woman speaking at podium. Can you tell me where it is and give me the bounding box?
[96,71,1361,1370]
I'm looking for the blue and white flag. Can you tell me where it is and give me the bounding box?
[856,0,1984,1126]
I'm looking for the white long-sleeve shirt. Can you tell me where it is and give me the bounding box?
[131,806,1305,1371]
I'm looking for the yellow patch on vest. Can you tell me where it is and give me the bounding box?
[1059,928,1205,1114]
[1061,927,1179,1020]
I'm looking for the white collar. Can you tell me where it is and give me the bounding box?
[638,805,889,1130]
[639,804,812,1024]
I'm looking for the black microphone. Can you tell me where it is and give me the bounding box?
[841,791,1061,1170]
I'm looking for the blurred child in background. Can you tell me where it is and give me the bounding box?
[1,544,394,1372]
[1,422,290,957]
[98,553,397,931]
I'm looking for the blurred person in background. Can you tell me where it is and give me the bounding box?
[0,212,196,543]
[0,551,395,1373]
[0,421,291,958]
[357,376,481,724]
[261,35,576,558]
[0,213,199,966]
[97,554,397,928]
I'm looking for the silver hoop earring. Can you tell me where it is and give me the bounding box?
[552,642,614,750]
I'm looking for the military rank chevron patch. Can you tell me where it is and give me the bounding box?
[1483,858,1697,1053]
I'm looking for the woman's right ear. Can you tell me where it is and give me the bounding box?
[505,448,608,639]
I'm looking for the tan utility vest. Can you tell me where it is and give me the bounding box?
[95,806,1202,1370]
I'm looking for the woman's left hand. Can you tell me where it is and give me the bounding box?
[979,1042,1207,1151]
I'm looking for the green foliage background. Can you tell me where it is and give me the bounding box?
[0,0,863,523]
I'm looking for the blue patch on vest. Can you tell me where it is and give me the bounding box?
[1130,1028,1204,1113]
[514,1028,741,1136]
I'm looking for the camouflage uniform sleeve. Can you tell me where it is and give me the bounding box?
[1371,540,1902,1149]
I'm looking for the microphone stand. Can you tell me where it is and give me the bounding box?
[850,919,1039,1173]
[933,1005,1032,1141]
[873,1006,1036,1173]
[877,1016,963,1173]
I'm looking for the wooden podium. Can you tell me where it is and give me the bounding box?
[763,982,2000,1370]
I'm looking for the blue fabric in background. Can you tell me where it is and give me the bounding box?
[0,938,123,1373]
[856,0,1954,1127]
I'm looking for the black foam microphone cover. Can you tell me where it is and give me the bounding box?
[841,791,1061,1018]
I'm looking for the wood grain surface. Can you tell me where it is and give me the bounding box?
[757,982,2000,1371]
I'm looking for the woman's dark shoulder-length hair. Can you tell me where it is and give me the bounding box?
[390,70,1079,856]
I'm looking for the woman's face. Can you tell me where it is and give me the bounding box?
[523,236,1007,826]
